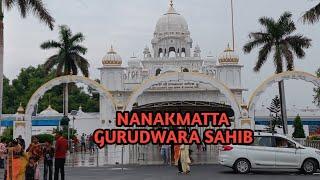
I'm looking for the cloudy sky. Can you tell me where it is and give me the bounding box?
[4,0,320,109]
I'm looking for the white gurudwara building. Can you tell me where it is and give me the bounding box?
[99,2,245,116]
[97,2,246,164]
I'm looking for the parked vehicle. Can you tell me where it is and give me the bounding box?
[219,132,320,174]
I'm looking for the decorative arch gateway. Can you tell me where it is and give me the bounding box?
[248,71,320,118]
[125,72,242,127]
[24,75,117,145]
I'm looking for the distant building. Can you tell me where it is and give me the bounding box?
[1,105,99,136]
[254,107,320,136]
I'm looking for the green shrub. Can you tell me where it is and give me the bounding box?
[36,134,55,143]
[1,127,13,143]
[53,127,77,140]
[0,135,13,143]
[292,115,306,138]
[310,136,320,141]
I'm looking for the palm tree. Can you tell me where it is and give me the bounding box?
[41,25,90,115]
[0,0,54,119]
[303,1,320,24]
[243,12,311,134]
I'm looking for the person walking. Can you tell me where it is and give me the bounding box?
[26,136,42,180]
[6,140,28,180]
[54,132,68,180]
[80,133,86,153]
[180,144,191,174]
[43,141,54,180]
[173,144,182,173]
[160,144,170,164]
[89,134,94,154]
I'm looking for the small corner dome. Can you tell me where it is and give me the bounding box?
[16,103,25,114]
[154,3,189,35]
[39,105,60,116]
[102,46,122,66]
[218,44,239,65]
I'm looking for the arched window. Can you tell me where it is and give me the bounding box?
[169,47,176,58]
[182,68,189,72]
[159,48,163,58]
[181,48,186,57]
[155,68,162,76]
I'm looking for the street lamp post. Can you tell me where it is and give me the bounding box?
[60,115,70,150]
[70,110,78,167]
[70,110,78,152]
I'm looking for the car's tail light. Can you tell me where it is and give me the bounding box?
[222,145,233,151]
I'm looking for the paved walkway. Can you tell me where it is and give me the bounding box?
[1,164,319,180]
[64,144,219,167]
[65,152,101,167]
[54,165,320,180]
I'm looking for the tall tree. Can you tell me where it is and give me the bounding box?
[243,12,311,134]
[303,1,320,24]
[0,0,55,119]
[2,65,99,114]
[266,96,282,133]
[40,25,90,115]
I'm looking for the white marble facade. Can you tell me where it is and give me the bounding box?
[99,3,246,117]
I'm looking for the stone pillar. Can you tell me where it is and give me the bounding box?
[23,115,32,146]
[239,105,255,130]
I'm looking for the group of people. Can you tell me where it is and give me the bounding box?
[79,133,95,153]
[0,132,68,180]
[160,144,191,174]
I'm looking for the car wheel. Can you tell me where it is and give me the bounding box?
[234,159,251,174]
[301,159,317,175]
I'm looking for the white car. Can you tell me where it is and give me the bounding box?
[219,132,320,174]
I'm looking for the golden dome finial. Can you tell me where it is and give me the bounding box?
[225,43,233,52]
[108,45,116,54]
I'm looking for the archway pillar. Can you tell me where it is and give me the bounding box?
[239,118,255,129]
[238,104,255,129]
[18,115,32,147]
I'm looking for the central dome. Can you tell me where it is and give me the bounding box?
[151,1,193,58]
[154,5,189,35]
